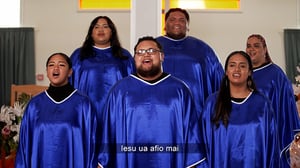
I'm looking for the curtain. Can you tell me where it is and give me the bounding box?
[0,28,35,106]
[284,29,300,82]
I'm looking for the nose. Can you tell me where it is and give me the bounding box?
[98,25,106,31]
[144,51,152,56]
[234,66,241,71]
[53,64,59,70]
[248,46,255,50]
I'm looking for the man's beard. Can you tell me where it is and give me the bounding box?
[137,65,161,79]
[166,32,186,40]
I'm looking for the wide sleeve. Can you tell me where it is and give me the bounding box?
[81,97,98,168]
[184,87,208,168]
[263,100,280,167]
[97,89,118,168]
[199,94,217,168]
[275,72,300,167]
[15,103,35,168]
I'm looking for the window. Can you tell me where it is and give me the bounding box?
[79,0,130,10]
[0,0,20,27]
[79,0,240,10]
[79,0,240,34]
[169,0,240,10]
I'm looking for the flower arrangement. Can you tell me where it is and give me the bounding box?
[288,64,300,168]
[0,93,29,157]
[290,133,300,167]
[295,65,300,93]
[294,64,300,116]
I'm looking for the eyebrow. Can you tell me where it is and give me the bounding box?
[48,60,67,64]
[95,23,108,26]
[229,61,247,64]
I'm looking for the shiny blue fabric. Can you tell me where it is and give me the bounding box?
[253,63,300,167]
[202,92,279,168]
[156,36,224,117]
[69,47,135,120]
[15,90,97,168]
[98,75,207,168]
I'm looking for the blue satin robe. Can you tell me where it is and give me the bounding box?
[98,74,207,168]
[69,46,135,120]
[202,92,279,168]
[15,90,97,168]
[156,36,224,116]
[252,63,300,167]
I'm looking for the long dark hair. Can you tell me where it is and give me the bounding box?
[212,51,257,128]
[79,16,128,60]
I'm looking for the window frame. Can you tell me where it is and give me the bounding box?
[78,0,242,12]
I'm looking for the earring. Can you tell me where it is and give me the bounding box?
[247,77,252,87]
